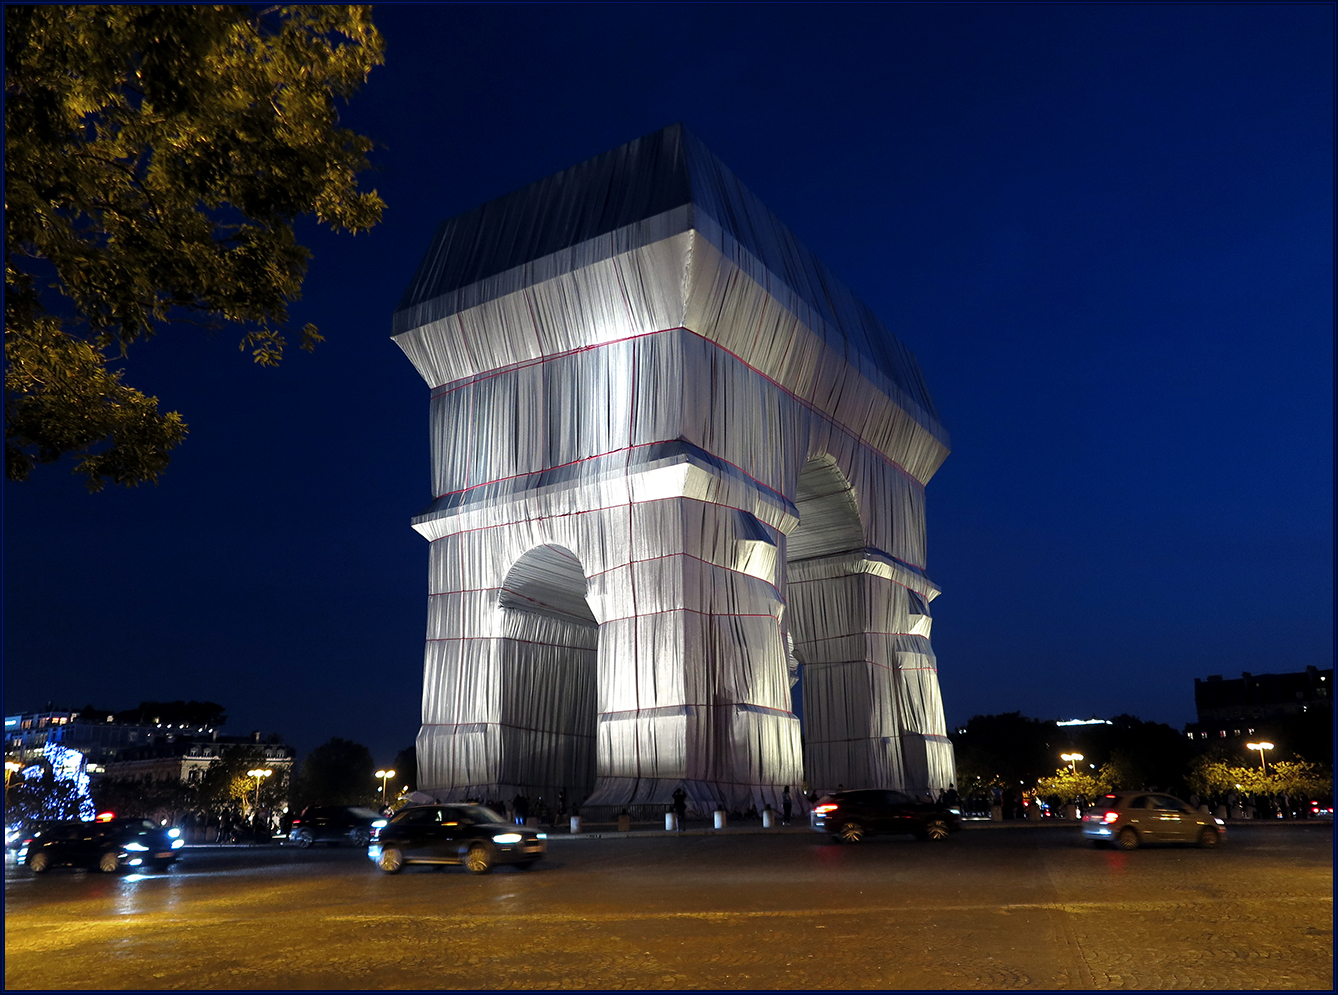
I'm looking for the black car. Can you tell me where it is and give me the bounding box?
[812,789,961,843]
[369,804,546,874]
[19,818,183,873]
[288,806,383,847]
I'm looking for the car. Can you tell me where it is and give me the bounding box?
[368,803,546,874]
[18,818,183,873]
[287,806,383,848]
[1082,792,1226,850]
[812,789,961,843]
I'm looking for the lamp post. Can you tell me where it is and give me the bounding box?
[375,769,397,808]
[1246,742,1274,774]
[246,768,272,818]
[1061,753,1084,774]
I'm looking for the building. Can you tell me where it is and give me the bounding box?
[394,125,954,814]
[99,733,295,786]
[5,710,219,773]
[5,711,292,783]
[1185,667,1333,761]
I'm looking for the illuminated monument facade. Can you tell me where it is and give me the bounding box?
[392,125,954,814]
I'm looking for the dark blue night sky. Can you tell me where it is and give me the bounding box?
[5,5,1332,765]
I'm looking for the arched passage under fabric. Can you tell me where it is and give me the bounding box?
[785,455,912,792]
[496,544,599,806]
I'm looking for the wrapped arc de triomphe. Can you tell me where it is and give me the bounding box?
[392,124,954,817]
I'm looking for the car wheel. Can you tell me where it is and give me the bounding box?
[295,833,312,849]
[1115,827,1139,851]
[352,828,371,847]
[377,847,404,874]
[98,852,121,873]
[27,852,50,874]
[837,821,865,844]
[1197,827,1219,849]
[464,843,494,874]
[922,819,950,842]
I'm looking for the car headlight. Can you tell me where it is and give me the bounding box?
[124,842,150,851]
[371,819,388,828]
[536,833,547,840]
[492,833,523,844]
[168,828,181,839]
[128,858,142,866]
[1214,818,1225,826]
[170,838,184,849]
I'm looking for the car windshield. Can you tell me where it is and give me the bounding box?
[1090,796,1120,811]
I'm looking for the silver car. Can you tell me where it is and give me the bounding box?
[1082,791,1226,850]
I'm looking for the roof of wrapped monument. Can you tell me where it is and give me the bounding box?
[393,123,944,441]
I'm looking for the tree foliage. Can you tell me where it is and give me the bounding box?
[1186,753,1332,800]
[5,4,383,489]
[198,744,289,814]
[1035,767,1113,801]
[295,737,375,808]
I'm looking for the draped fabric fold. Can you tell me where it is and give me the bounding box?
[401,126,954,816]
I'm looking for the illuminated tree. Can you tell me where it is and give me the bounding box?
[5,5,383,489]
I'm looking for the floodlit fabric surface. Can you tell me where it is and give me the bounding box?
[398,126,955,815]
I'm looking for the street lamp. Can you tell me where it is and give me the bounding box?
[1061,753,1084,773]
[1246,742,1274,774]
[375,769,397,807]
[246,768,272,816]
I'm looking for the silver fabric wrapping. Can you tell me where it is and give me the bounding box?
[396,126,954,815]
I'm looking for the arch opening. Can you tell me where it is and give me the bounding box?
[497,544,598,807]
[785,456,871,791]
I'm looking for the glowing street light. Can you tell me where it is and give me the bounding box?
[1246,742,1274,774]
[246,768,273,815]
[375,769,397,807]
[1061,753,1084,773]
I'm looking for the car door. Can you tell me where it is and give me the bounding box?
[1149,795,1190,842]
[432,807,472,861]
[391,808,439,857]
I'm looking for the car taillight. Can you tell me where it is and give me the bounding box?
[291,819,301,826]
[814,804,838,815]
[1103,811,1119,824]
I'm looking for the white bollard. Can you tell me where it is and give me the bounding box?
[713,809,727,830]
[762,808,775,828]
[569,815,582,834]
[665,812,678,832]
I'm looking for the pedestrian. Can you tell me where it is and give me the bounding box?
[782,785,792,826]
[513,792,529,826]
[671,787,687,831]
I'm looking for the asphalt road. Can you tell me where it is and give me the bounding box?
[4,822,1332,990]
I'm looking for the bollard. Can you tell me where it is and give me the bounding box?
[713,809,727,830]
[762,807,775,829]
[617,811,631,832]
[570,815,582,834]
[525,816,540,828]
[665,812,678,832]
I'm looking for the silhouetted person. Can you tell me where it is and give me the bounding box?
[782,785,793,825]
[671,787,687,830]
